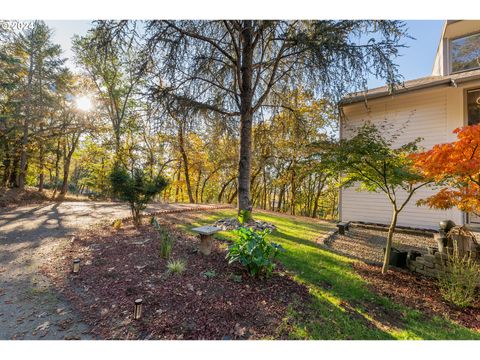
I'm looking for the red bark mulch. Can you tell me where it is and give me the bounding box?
[353,262,480,330]
[41,220,311,340]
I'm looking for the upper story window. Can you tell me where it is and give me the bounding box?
[451,32,480,73]
[467,89,480,125]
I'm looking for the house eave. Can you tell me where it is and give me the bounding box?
[340,72,480,107]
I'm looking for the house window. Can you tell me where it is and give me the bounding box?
[467,89,480,125]
[451,32,480,73]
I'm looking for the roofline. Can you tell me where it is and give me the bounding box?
[340,72,480,106]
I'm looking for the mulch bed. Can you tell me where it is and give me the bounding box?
[41,220,311,340]
[353,262,480,330]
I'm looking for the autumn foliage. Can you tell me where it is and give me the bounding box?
[412,125,480,215]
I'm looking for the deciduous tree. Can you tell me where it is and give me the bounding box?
[97,20,409,219]
[412,125,480,216]
[321,122,431,273]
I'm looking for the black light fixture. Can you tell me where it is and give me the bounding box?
[134,299,143,320]
[72,259,80,273]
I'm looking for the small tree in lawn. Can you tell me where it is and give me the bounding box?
[412,124,480,216]
[110,166,168,225]
[323,122,431,273]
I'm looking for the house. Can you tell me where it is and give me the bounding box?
[339,20,480,230]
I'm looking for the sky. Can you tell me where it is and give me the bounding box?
[45,20,446,90]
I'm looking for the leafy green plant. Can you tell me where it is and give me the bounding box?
[226,227,284,277]
[167,259,186,275]
[202,270,216,279]
[110,166,168,225]
[237,209,251,225]
[438,244,480,308]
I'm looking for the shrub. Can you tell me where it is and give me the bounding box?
[226,227,284,277]
[152,217,175,259]
[438,245,480,308]
[110,166,168,225]
[167,259,186,275]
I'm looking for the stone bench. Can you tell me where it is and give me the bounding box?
[191,225,221,255]
[336,222,350,235]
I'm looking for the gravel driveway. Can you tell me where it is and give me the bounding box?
[0,201,218,339]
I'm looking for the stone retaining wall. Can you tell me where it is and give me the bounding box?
[408,250,480,287]
[407,252,450,279]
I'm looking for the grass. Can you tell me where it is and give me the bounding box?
[166,259,186,275]
[173,208,480,340]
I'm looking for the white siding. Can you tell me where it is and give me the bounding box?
[340,86,465,229]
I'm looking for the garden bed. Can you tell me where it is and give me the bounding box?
[323,226,436,265]
[41,219,311,339]
[354,262,480,330]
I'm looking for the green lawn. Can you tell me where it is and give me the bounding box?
[173,209,480,340]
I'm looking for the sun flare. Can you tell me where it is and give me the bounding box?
[74,95,93,112]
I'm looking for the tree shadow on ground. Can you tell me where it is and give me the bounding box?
[176,209,480,339]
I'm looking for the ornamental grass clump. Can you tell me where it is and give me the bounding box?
[226,227,284,278]
[438,244,480,308]
[152,217,175,259]
[167,259,186,275]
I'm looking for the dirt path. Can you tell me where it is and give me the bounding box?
[0,201,222,339]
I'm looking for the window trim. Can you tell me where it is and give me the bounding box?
[449,31,480,74]
[465,87,480,126]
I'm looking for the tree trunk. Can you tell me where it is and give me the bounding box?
[200,169,218,203]
[262,167,267,210]
[218,176,235,203]
[18,39,36,190]
[237,21,254,217]
[382,208,399,274]
[2,141,11,188]
[277,185,285,212]
[52,140,61,198]
[312,177,326,218]
[195,168,202,203]
[228,185,238,204]
[178,126,194,203]
[10,156,19,187]
[60,156,71,196]
[38,143,45,192]
[114,130,121,159]
[174,161,181,203]
[271,186,276,211]
[290,169,296,215]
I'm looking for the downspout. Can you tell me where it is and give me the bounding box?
[337,103,344,222]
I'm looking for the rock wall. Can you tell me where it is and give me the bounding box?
[407,252,450,279]
[407,249,480,287]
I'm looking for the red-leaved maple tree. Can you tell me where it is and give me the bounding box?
[412,125,480,215]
